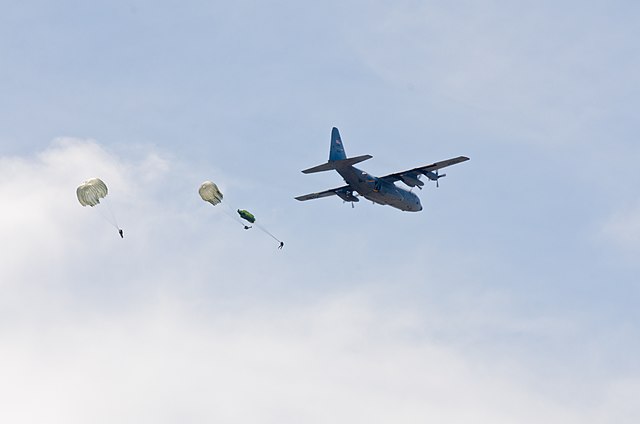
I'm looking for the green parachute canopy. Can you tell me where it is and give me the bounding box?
[237,209,255,223]
[199,181,224,206]
[77,178,108,207]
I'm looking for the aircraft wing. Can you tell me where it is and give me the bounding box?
[380,156,470,186]
[295,184,358,202]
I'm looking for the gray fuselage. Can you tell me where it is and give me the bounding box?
[337,165,422,212]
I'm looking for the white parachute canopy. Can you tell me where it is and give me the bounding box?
[77,177,108,207]
[199,181,224,206]
[76,177,122,237]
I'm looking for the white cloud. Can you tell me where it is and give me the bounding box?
[0,140,638,423]
[0,293,597,424]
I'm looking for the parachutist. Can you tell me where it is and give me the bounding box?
[199,181,282,244]
[118,229,124,238]
[278,241,284,249]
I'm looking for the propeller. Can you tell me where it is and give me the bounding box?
[425,170,446,187]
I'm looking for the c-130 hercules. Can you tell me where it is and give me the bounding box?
[295,127,469,212]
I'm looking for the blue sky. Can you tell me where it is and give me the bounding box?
[1,1,639,422]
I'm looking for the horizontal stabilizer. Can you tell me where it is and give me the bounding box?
[302,154,373,174]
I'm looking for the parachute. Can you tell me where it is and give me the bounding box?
[76,177,123,238]
[198,181,223,206]
[237,209,255,223]
[77,178,108,207]
[199,180,283,248]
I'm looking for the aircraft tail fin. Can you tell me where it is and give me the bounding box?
[329,127,346,162]
[302,155,373,174]
[301,127,372,174]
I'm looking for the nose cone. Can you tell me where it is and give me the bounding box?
[403,195,422,211]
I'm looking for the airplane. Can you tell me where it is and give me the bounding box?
[295,127,469,212]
